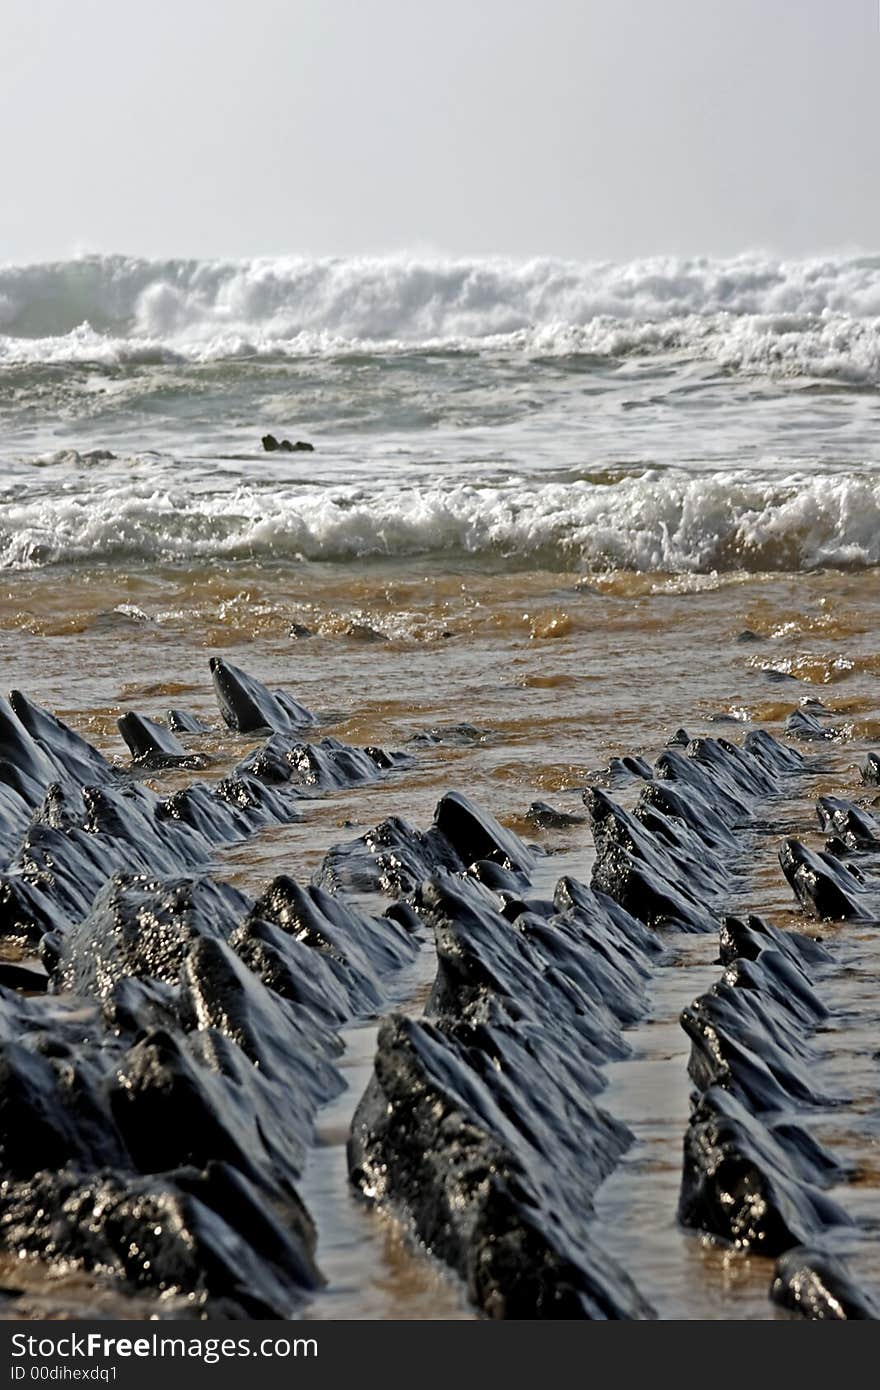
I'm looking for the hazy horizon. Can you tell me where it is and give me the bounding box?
[3,0,879,266]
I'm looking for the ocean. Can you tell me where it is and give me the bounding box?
[1,250,879,1319]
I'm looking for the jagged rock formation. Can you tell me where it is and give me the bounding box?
[0,664,418,1316]
[347,727,817,1319]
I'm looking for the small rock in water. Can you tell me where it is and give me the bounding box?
[345,622,386,643]
[261,434,314,453]
[861,752,880,785]
[167,709,213,734]
[525,800,586,830]
[785,707,839,742]
[667,728,692,746]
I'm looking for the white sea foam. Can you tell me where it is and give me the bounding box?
[3,469,879,573]
[2,252,880,378]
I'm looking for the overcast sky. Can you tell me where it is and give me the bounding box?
[3,0,878,264]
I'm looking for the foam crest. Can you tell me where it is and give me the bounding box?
[3,469,879,574]
[2,252,880,377]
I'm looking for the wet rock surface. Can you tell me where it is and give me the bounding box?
[118,711,210,770]
[237,734,412,790]
[0,665,422,1316]
[584,731,804,933]
[779,833,878,921]
[348,869,660,1319]
[1,674,879,1322]
[314,789,534,897]
[680,765,880,1319]
[345,724,834,1319]
[524,799,586,829]
[771,1247,880,1320]
[261,435,314,453]
[785,707,840,742]
[210,657,317,734]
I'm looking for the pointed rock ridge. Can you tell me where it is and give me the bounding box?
[584,729,807,935]
[0,693,313,944]
[118,712,209,770]
[9,689,114,790]
[679,903,880,1317]
[860,752,880,785]
[717,913,830,969]
[772,1249,880,1320]
[816,795,880,851]
[167,709,213,735]
[679,1084,851,1254]
[778,838,871,921]
[236,734,411,790]
[348,867,663,1319]
[314,790,534,898]
[786,707,839,742]
[209,658,317,735]
[433,790,533,876]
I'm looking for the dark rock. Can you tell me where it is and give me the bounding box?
[434,792,532,876]
[118,712,209,770]
[800,698,832,718]
[592,754,654,787]
[860,752,880,786]
[0,1162,320,1317]
[772,1248,880,1320]
[344,623,386,643]
[0,961,46,993]
[778,839,870,921]
[682,982,832,1111]
[678,890,877,1317]
[585,785,723,933]
[53,874,250,998]
[262,435,314,453]
[347,846,673,1320]
[315,791,532,898]
[166,709,213,735]
[209,657,317,735]
[679,1086,850,1254]
[718,914,831,970]
[237,734,411,791]
[248,875,417,994]
[349,1014,652,1319]
[816,795,880,850]
[786,707,838,741]
[525,801,586,830]
[0,676,444,1316]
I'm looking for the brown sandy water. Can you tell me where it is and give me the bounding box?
[1,558,879,1319]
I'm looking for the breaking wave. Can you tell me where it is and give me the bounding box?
[4,469,880,574]
[2,252,880,378]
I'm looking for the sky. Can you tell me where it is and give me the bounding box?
[2,0,879,264]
